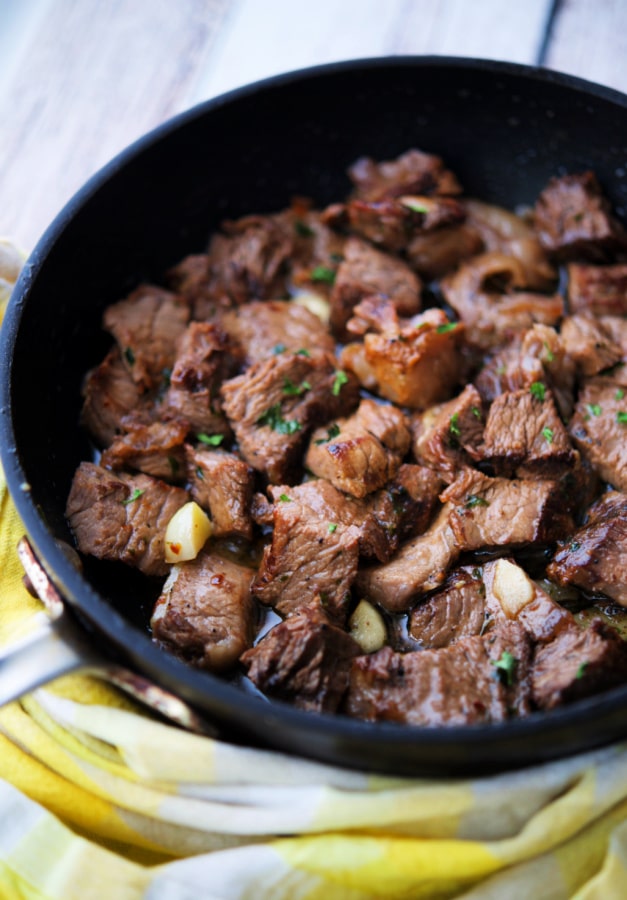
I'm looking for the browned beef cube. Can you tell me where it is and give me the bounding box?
[442,469,574,551]
[441,252,563,351]
[206,214,293,305]
[560,315,623,376]
[66,462,189,577]
[185,445,254,540]
[534,172,627,261]
[532,619,627,709]
[163,321,239,436]
[481,388,575,478]
[547,491,627,605]
[220,299,335,366]
[348,148,462,202]
[151,549,255,672]
[103,285,190,391]
[329,236,421,338]
[241,602,360,712]
[100,415,189,481]
[371,463,443,547]
[252,496,360,621]
[305,399,410,498]
[568,263,627,317]
[340,195,465,253]
[165,254,213,319]
[344,621,531,726]
[80,347,149,447]
[409,567,489,649]
[412,384,484,482]
[569,379,627,491]
[344,305,465,409]
[407,222,484,280]
[220,351,359,483]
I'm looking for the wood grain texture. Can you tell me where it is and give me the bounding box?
[544,0,627,93]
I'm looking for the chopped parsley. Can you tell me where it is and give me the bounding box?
[491,650,517,686]
[124,347,135,366]
[327,523,338,533]
[296,348,311,357]
[542,426,554,444]
[543,342,555,363]
[615,388,625,401]
[310,265,336,284]
[272,343,287,355]
[617,411,627,424]
[401,198,429,214]
[576,661,588,680]
[472,406,482,419]
[256,404,302,435]
[587,403,602,417]
[332,370,349,396]
[465,494,489,509]
[294,220,314,237]
[436,322,458,334]
[529,381,546,402]
[315,423,341,445]
[197,432,224,446]
[278,493,292,503]
[283,378,311,396]
[122,488,145,506]
[449,411,461,437]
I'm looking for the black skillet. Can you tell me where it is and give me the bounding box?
[3,57,627,776]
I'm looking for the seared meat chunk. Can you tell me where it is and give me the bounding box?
[220,299,335,366]
[241,602,360,712]
[305,399,410,498]
[103,284,190,391]
[343,302,465,409]
[151,549,255,672]
[406,222,484,280]
[568,263,627,317]
[330,237,421,338]
[348,148,462,202]
[371,463,442,547]
[166,254,213,319]
[163,321,239,436]
[185,445,254,540]
[80,346,149,447]
[252,496,360,621]
[569,379,627,491]
[441,252,563,351]
[66,462,188,577]
[206,214,293,305]
[532,619,627,709]
[409,567,490,649]
[481,387,575,478]
[220,350,359,483]
[412,384,484,482]
[100,415,188,481]
[533,172,627,261]
[560,315,623,376]
[547,491,627,606]
[345,621,531,726]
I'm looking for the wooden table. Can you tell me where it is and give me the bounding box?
[1,0,626,251]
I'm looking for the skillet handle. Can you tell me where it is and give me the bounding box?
[2,538,216,736]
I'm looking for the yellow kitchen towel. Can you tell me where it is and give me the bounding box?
[2,246,627,899]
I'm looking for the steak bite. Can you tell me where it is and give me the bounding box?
[348,148,462,202]
[371,463,443,547]
[569,379,627,491]
[100,415,189,481]
[343,302,465,409]
[103,284,190,391]
[166,253,213,319]
[568,263,627,317]
[305,399,411,498]
[547,491,627,606]
[481,387,576,478]
[252,497,360,621]
[559,315,623,376]
[344,621,532,726]
[408,567,490,649]
[220,350,359,483]
[533,171,627,261]
[205,213,293,305]
[80,346,150,447]
[151,549,255,672]
[241,601,360,713]
[185,445,254,540]
[406,222,484,280]
[329,236,421,338]
[220,299,335,366]
[65,462,189,577]
[412,384,484,482]
[162,321,239,436]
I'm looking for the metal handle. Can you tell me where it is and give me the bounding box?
[0,537,216,736]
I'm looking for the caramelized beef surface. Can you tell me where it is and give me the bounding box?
[66,147,627,727]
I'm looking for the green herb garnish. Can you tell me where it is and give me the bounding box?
[272,343,287,355]
[278,494,292,503]
[543,342,555,363]
[296,348,311,357]
[465,495,489,509]
[328,523,338,534]
[332,370,349,396]
[615,388,625,401]
[283,378,311,396]
[491,650,517,686]
[294,220,314,238]
[401,199,429,214]
[256,404,302,435]
[449,411,461,437]
[197,433,224,446]
[576,661,588,680]
[617,411,627,424]
[529,381,546,402]
[195,466,205,481]
[124,347,135,366]
[587,403,602,417]
[310,265,336,284]
[122,488,145,506]
[542,427,554,444]
[315,423,341,445]
[471,406,482,419]
[436,322,458,334]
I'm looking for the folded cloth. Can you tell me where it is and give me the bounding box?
[1,249,627,899]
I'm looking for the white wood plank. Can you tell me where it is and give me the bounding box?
[544,0,627,94]
[192,0,553,103]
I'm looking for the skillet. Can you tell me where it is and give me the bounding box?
[2,56,627,776]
